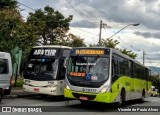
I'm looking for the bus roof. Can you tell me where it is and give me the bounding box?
[72,47,149,69]
[33,45,72,49]
[112,48,149,69]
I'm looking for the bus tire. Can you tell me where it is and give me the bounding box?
[4,86,11,95]
[118,89,125,107]
[0,88,4,103]
[140,89,145,103]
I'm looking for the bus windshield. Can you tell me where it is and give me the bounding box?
[24,58,58,80]
[67,56,110,84]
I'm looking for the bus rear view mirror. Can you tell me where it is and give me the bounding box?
[63,58,68,68]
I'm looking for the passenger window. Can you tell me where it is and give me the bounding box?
[0,59,8,74]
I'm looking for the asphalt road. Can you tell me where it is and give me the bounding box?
[0,96,160,115]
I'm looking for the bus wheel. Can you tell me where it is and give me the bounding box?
[118,89,125,107]
[118,95,123,107]
[140,90,145,103]
[0,89,3,103]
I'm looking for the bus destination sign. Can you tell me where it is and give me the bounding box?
[33,49,56,56]
[75,49,105,55]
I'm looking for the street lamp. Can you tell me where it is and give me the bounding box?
[108,23,140,39]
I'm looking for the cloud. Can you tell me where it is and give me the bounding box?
[134,31,160,39]
[17,0,160,66]
[18,0,160,30]
[66,0,160,30]
[70,20,98,28]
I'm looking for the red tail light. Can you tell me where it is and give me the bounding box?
[10,76,12,86]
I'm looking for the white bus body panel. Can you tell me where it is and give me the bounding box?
[23,79,64,96]
[0,52,12,91]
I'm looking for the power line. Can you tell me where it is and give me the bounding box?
[103,27,160,67]
[145,56,159,72]
[103,27,141,52]
[65,0,97,27]
[73,28,99,36]
[17,1,36,11]
[17,1,160,68]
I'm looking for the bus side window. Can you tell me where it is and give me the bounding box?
[112,58,119,82]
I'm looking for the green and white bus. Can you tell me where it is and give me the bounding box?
[64,47,152,106]
[23,45,71,96]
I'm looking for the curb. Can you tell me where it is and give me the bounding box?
[3,93,39,99]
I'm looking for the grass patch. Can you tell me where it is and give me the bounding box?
[11,78,23,87]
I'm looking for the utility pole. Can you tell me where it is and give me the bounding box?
[159,73,160,97]
[99,20,107,47]
[99,20,102,47]
[143,51,145,65]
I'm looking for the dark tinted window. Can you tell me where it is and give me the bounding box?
[0,59,8,74]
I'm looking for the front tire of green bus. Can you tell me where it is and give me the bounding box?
[118,89,125,107]
[117,96,122,107]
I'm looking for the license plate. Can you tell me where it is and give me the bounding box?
[80,96,88,100]
[33,88,39,92]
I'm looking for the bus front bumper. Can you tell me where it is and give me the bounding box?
[64,88,114,103]
[23,85,63,96]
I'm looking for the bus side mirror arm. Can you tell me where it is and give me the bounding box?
[63,58,68,68]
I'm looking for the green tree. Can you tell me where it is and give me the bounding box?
[89,38,137,59]
[0,2,21,52]
[118,48,137,59]
[27,6,73,45]
[0,0,17,9]
[101,38,119,48]
[151,74,160,89]
[65,33,86,47]
[11,22,39,60]
[89,38,119,48]
[0,0,39,61]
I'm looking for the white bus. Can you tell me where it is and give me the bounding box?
[0,52,12,102]
[23,45,71,96]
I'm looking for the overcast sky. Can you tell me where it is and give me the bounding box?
[17,0,160,67]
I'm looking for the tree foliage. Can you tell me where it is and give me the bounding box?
[0,0,21,52]
[0,0,39,61]
[89,38,137,59]
[118,48,137,59]
[101,38,119,48]
[0,0,17,9]
[27,6,73,45]
[151,74,160,89]
[66,34,86,47]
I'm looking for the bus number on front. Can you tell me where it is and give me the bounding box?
[82,88,96,93]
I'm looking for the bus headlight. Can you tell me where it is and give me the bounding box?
[65,84,70,90]
[64,84,70,90]
[99,86,110,93]
[66,85,70,90]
